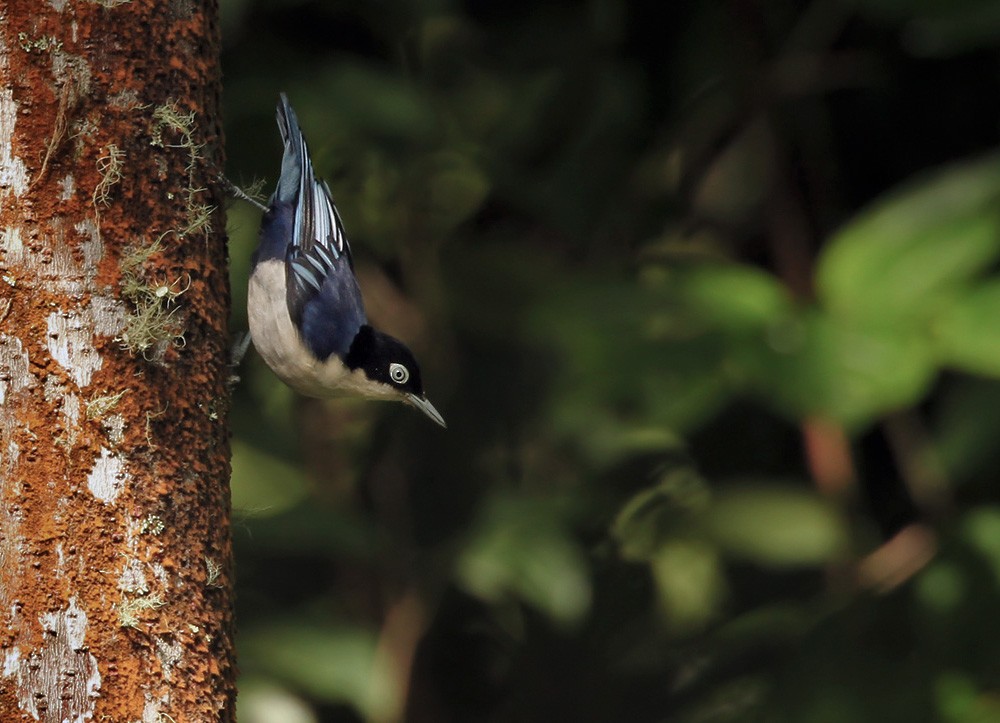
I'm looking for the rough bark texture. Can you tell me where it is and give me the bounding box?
[0,1,235,721]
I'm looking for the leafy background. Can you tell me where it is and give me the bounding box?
[221,1,1000,721]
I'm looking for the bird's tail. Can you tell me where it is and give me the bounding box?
[274,93,311,205]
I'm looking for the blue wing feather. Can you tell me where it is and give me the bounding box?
[267,94,367,359]
[299,272,367,360]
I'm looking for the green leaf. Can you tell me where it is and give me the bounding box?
[705,484,848,568]
[241,624,395,721]
[455,495,591,626]
[534,277,733,433]
[611,468,712,561]
[960,507,1000,589]
[678,264,795,333]
[650,539,727,634]
[933,671,1000,723]
[747,310,936,429]
[574,423,686,470]
[237,678,317,723]
[931,280,1000,376]
[916,561,966,614]
[817,154,1000,326]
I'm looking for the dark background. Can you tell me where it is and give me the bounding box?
[221,1,1000,721]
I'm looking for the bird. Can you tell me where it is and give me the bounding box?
[242,94,446,427]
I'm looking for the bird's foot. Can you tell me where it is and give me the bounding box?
[218,174,268,212]
[227,330,254,391]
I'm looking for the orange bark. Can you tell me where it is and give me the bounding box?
[0,1,235,721]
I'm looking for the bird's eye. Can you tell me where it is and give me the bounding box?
[389,363,409,384]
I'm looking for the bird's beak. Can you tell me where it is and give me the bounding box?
[406,394,447,428]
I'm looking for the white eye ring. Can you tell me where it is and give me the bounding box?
[389,363,409,384]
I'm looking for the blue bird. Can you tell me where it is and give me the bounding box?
[243,94,445,427]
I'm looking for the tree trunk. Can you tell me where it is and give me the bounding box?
[0,2,235,721]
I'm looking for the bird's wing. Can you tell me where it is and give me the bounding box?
[273,94,360,328]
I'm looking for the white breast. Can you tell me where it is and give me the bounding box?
[247,260,355,398]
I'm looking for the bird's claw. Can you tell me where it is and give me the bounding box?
[227,330,253,391]
[218,174,268,212]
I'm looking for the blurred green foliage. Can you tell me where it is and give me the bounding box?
[222,1,1000,721]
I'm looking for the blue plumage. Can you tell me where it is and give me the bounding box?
[261,94,367,360]
[244,94,446,427]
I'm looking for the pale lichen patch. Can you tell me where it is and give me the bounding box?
[143,694,173,723]
[73,218,104,272]
[86,389,128,420]
[0,224,23,260]
[48,387,83,451]
[118,592,165,629]
[154,636,183,681]
[108,87,142,109]
[0,512,21,610]
[140,514,165,535]
[50,221,94,293]
[150,562,170,591]
[47,311,102,388]
[63,393,81,429]
[0,88,29,198]
[2,439,20,479]
[0,334,32,404]
[59,173,75,200]
[101,413,126,444]
[2,219,105,295]
[86,446,126,503]
[119,558,150,596]
[205,557,223,588]
[89,293,125,337]
[2,646,19,676]
[14,597,101,723]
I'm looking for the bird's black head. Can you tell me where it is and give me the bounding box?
[343,325,446,427]
[345,325,425,394]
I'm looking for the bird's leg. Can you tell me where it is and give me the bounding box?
[227,330,254,390]
[231,330,253,366]
[217,174,268,212]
